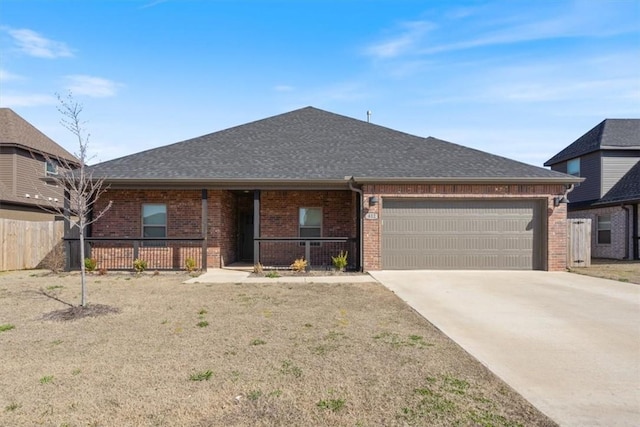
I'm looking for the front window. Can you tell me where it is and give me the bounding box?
[567,158,580,176]
[45,159,58,175]
[597,215,611,244]
[299,207,322,246]
[142,204,167,244]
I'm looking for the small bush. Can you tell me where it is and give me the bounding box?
[290,258,308,272]
[331,251,348,271]
[133,258,147,273]
[265,271,280,278]
[253,263,264,274]
[84,258,97,272]
[185,257,197,272]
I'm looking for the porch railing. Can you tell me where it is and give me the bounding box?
[255,237,358,271]
[64,237,205,271]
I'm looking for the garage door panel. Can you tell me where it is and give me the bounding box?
[382,199,542,270]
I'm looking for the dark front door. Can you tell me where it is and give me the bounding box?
[239,211,254,261]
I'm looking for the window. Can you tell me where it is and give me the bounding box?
[567,158,580,176]
[597,215,611,244]
[299,207,322,246]
[142,204,167,243]
[45,159,58,175]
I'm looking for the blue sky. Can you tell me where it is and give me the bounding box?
[1,0,639,166]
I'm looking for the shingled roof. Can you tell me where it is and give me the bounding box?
[90,107,577,185]
[596,161,640,205]
[0,108,78,162]
[544,119,640,166]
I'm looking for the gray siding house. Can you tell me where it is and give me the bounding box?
[545,119,640,260]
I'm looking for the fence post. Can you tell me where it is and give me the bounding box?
[133,241,139,263]
[305,241,311,271]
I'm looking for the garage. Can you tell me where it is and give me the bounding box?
[382,199,544,270]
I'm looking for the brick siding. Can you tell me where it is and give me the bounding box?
[569,205,636,259]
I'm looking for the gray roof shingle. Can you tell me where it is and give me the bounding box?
[544,119,640,166]
[90,107,576,183]
[596,161,640,205]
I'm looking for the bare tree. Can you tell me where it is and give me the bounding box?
[47,92,112,306]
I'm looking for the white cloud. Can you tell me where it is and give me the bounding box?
[365,21,436,59]
[7,28,73,58]
[65,75,122,97]
[0,68,23,82]
[0,93,57,107]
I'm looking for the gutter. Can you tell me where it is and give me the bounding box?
[346,177,364,272]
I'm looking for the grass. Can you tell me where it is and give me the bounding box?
[189,370,213,382]
[0,324,15,333]
[570,259,640,284]
[0,270,556,426]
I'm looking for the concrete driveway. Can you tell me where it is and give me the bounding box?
[369,270,640,427]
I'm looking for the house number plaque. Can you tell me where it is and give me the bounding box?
[365,212,378,220]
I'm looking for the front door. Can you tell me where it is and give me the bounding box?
[239,211,254,261]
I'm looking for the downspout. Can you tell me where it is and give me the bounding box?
[622,204,631,260]
[347,177,364,272]
[633,204,639,260]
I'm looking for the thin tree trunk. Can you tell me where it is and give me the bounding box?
[79,220,87,307]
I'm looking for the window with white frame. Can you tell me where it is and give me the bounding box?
[45,159,58,175]
[299,207,321,246]
[142,204,167,243]
[567,158,580,176]
[597,215,611,244]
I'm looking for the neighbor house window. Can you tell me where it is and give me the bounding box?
[567,158,580,176]
[45,159,58,175]
[299,207,322,246]
[597,215,611,244]
[142,204,167,243]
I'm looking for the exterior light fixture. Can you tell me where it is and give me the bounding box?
[369,196,379,206]
[554,195,569,207]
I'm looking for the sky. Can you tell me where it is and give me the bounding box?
[1,0,639,167]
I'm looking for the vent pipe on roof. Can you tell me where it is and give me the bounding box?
[366,110,372,123]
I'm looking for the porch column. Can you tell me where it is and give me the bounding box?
[253,190,260,265]
[201,189,208,269]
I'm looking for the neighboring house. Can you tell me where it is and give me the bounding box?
[81,107,579,272]
[0,108,79,221]
[545,119,640,260]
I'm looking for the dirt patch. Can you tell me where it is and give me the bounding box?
[570,259,640,284]
[42,304,120,321]
[0,270,556,426]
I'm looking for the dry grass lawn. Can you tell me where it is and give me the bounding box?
[0,270,556,427]
[570,259,640,284]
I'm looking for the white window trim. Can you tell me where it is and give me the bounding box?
[567,158,580,176]
[142,203,167,240]
[299,207,322,246]
[596,214,611,245]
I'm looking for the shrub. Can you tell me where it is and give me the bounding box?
[253,263,264,274]
[133,258,147,273]
[185,257,197,272]
[332,251,348,271]
[84,257,97,272]
[290,258,308,272]
[265,271,280,278]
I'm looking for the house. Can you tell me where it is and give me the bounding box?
[545,119,640,260]
[78,107,580,272]
[0,108,79,221]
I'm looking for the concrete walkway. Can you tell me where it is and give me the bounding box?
[184,268,377,284]
[370,270,640,427]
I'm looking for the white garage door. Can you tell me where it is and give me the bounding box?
[382,199,543,270]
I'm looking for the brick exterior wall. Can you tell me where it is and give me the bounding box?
[258,190,357,268]
[361,183,568,272]
[569,205,637,259]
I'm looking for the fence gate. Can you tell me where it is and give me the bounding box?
[567,218,591,268]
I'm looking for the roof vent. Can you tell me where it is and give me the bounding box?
[366,110,372,123]
[25,194,30,198]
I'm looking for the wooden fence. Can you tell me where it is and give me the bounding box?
[0,219,64,271]
[567,218,591,268]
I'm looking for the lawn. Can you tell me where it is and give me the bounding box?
[570,259,640,284]
[0,270,556,426]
